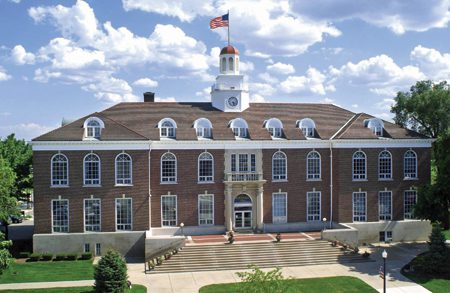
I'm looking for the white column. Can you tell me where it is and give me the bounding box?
[225,186,233,231]
[256,186,264,231]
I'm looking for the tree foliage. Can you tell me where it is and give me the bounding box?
[0,232,12,275]
[236,265,291,293]
[94,250,128,293]
[0,157,18,223]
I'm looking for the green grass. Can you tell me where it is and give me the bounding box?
[0,284,147,293]
[199,276,376,293]
[0,260,94,283]
[443,230,450,240]
[403,270,450,293]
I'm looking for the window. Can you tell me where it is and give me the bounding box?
[84,243,90,253]
[161,152,177,183]
[250,154,256,172]
[353,192,367,222]
[365,118,384,136]
[272,151,287,181]
[297,118,316,138]
[307,191,321,221]
[229,118,249,138]
[404,190,417,219]
[115,198,132,231]
[84,198,101,232]
[272,193,287,224]
[404,150,417,179]
[352,151,367,180]
[307,151,321,180]
[231,154,236,172]
[115,153,132,185]
[194,118,212,138]
[83,153,101,185]
[379,231,393,242]
[265,118,283,138]
[379,191,392,220]
[378,151,392,180]
[221,57,226,72]
[229,57,234,71]
[198,194,214,225]
[158,118,176,138]
[239,154,248,172]
[95,243,101,256]
[161,195,177,227]
[198,152,214,182]
[83,117,104,139]
[51,154,68,186]
[52,199,69,233]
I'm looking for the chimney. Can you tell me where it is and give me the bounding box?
[143,92,155,102]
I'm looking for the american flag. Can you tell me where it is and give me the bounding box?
[210,13,229,29]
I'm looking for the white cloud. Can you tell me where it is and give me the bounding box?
[8,0,21,3]
[280,68,327,95]
[258,72,279,84]
[11,45,35,65]
[267,62,295,75]
[250,82,276,97]
[373,112,394,122]
[0,123,56,141]
[250,94,267,103]
[133,78,158,88]
[321,97,334,104]
[155,96,177,102]
[0,67,11,81]
[239,61,254,73]
[410,45,450,80]
[195,87,211,100]
[351,104,359,108]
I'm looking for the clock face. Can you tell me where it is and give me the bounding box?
[227,97,239,108]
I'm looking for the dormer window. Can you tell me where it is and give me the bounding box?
[229,118,248,138]
[364,118,384,137]
[193,118,213,139]
[158,118,177,138]
[264,118,283,138]
[297,118,316,138]
[83,117,104,139]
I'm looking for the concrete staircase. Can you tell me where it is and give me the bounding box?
[151,240,374,274]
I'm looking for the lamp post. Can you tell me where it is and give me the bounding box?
[382,249,388,293]
[180,222,185,238]
[321,217,327,239]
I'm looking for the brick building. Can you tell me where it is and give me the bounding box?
[32,45,432,257]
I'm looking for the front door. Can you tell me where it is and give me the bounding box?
[234,211,252,228]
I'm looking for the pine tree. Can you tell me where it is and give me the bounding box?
[94,250,128,293]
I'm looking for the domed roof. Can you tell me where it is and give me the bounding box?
[220,45,239,55]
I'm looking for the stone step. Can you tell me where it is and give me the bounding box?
[182,240,331,251]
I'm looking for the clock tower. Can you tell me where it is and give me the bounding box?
[211,45,249,112]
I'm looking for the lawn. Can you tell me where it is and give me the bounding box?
[0,284,147,293]
[199,276,376,293]
[403,270,450,293]
[0,260,94,283]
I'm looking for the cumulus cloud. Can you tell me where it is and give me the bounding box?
[267,62,295,75]
[0,123,56,141]
[133,78,158,88]
[0,67,12,81]
[280,68,327,95]
[410,45,450,80]
[195,87,211,100]
[155,96,177,102]
[11,45,35,65]
[250,94,267,103]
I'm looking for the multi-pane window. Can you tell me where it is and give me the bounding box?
[95,243,101,256]
[250,154,256,172]
[161,152,177,182]
[160,120,176,138]
[352,151,367,180]
[233,127,247,138]
[404,190,417,219]
[378,151,392,180]
[230,118,249,138]
[115,153,132,185]
[52,199,69,232]
[231,154,256,174]
[161,195,177,227]
[198,152,214,182]
[198,194,214,225]
[51,154,68,186]
[83,153,101,185]
[272,151,287,181]
[115,198,132,231]
[307,151,321,180]
[265,118,283,138]
[366,118,383,136]
[84,198,101,232]
[298,118,315,138]
[196,127,212,138]
[307,191,321,221]
[269,127,282,138]
[239,154,248,172]
[231,154,236,172]
[404,150,417,179]
[353,192,367,222]
[86,119,101,138]
[194,118,212,139]
[272,193,287,224]
[379,191,392,220]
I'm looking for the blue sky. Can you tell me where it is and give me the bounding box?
[1,0,450,140]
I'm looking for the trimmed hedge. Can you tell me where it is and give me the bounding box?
[54,254,66,261]
[66,253,78,261]
[29,253,41,262]
[41,253,53,261]
[19,252,30,259]
[80,252,93,260]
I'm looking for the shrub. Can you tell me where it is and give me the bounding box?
[41,253,53,261]
[80,252,93,260]
[236,265,291,293]
[29,253,41,262]
[19,252,30,259]
[66,253,78,261]
[156,256,164,265]
[54,253,66,261]
[94,250,128,293]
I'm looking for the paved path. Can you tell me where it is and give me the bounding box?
[0,242,431,292]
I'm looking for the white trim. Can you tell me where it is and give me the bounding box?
[161,194,177,227]
[306,150,321,180]
[83,198,101,232]
[32,141,150,151]
[198,152,214,182]
[115,152,133,185]
[272,192,287,224]
[378,191,392,221]
[272,151,287,181]
[83,153,101,186]
[306,191,321,222]
[352,150,367,180]
[352,191,367,222]
[83,117,105,139]
[378,150,393,180]
[51,198,69,233]
[198,194,214,226]
[50,153,69,187]
[160,152,177,183]
[403,150,418,180]
[115,197,133,231]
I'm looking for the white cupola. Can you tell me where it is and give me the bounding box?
[211,45,249,112]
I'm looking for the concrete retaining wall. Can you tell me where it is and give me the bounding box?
[145,233,185,260]
[322,223,358,247]
[149,225,226,236]
[264,222,326,233]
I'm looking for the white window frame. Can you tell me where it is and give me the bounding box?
[352,151,367,180]
[83,153,101,186]
[272,192,287,224]
[229,118,249,139]
[158,118,177,139]
[306,191,321,222]
[194,118,213,139]
[265,118,283,139]
[404,150,418,180]
[198,152,214,183]
[160,152,177,183]
[198,194,214,226]
[352,192,367,222]
[161,195,177,227]
[84,198,101,232]
[378,150,392,180]
[297,118,316,138]
[115,152,133,186]
[95,243,101,256]
[404,190,417,219]
[51,199,69,233]
[51,153,69,187]
[272,151,287,181]
[306,151,321,180]
[115,198,132,231]
[378,191,392,221]
[83,117,104,139]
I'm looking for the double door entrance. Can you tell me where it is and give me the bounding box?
[234,194,252,229]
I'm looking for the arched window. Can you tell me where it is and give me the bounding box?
[221,57,226,72]
[161,152,177,182]
[229,118,249,138]
[115,153,132,185]
[404,150,417,179]
[297,118,316,138]
[84,153,101,185]
[236,57,239,72]
[158,118,176,138]
[198,152,214,182]
[83,117,104,139]
[352,151,366,180]
[229,57,234,71]
[365,118,384,136]
[194,118,212,138]
[272,151,287,181]
[378,151,392,180]
[265,118,283,138]
[51,153,69,186]
[307,151,321,180]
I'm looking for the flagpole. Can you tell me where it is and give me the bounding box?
[227,10,230,46]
